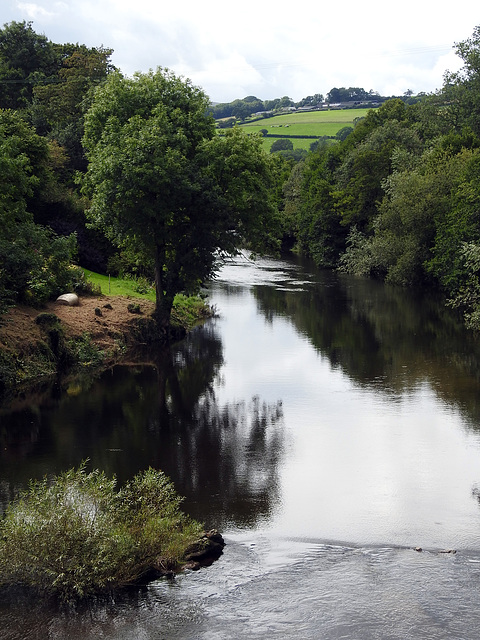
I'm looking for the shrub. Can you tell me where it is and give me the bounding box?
[0,464,203,600]
[338,226,378,276]
[170,293,213,330]
[70,267,101,296]
[336,126,354,141]
[66,332,105,368]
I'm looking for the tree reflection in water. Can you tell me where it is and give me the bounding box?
[0,322,285,531]
[252,264,480,428]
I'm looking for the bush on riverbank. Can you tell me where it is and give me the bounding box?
[0,465,204,601]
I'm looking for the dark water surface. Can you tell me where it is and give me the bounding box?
[3,254,480,638]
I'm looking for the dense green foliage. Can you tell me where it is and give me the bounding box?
[0,22,280,327]
[0,109,79,311]
[81,68,280,326]
[285,25,480,329]
[0,465,203,600]
[270,138,294,153]
[0,20,115,172]
[0,21,117,314]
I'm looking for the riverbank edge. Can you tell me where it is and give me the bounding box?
[0,293,213,403]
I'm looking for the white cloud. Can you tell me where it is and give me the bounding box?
[16,2,56,20]
[3,0,479,101]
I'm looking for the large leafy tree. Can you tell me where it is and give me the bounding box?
[0,110,76,310]
[0,21,57,109]
[443,26,480,137]
[33,43,115,172]
[0,22,117,273]
[0,22,115,172]
[81,68,279,329]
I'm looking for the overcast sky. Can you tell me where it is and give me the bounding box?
[2,0,479,103]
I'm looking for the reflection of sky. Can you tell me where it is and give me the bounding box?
[209,260,480,550]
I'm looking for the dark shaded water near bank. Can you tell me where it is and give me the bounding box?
[3,254,480,638]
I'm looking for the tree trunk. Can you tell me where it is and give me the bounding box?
[154,247,174,331]
[153,345,172,422]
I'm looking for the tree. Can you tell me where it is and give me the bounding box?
[426,145,480,292]
[33,44,115,172]
[334,106,423,228]
[276,148,307,163]
[217,117,235,129]
[443,25,480,137]
[0,109,77,310]
[270,138,293,153]
[295,144,347,267]
[296,93,324,108]
[326,87,351,103]
[309,136,330,152]
[277,96,294,108]
[339,144,477,287]
[230,98,254,121]
[336,126,353,141]
[0,21,57,109]
[82,68,279,330]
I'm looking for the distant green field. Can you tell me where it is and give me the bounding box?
[237,108,373,151]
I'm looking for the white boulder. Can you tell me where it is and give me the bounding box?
[56,293,79,306]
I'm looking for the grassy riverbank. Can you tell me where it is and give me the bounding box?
[0,270,212,399]
[83,269,211,331]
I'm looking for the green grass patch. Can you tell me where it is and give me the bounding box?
[82,269,156,301]
[247,121,349,138]
[82,269,212,330]
[243,108,372,128]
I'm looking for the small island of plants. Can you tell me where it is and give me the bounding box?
[0,464,223,601]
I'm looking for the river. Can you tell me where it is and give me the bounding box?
[2,253,480,638]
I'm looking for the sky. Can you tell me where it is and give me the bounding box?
[2,0,479,103]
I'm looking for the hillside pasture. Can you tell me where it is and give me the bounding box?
[238,108,373,151]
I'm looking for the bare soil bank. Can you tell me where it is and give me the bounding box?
[0,295,155,356]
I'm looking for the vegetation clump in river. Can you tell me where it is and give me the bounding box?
[0,464,207,601]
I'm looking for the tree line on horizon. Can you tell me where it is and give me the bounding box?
[2,19,480,333]
[210,87,423,124]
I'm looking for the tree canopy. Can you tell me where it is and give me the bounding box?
[82,68,279,329]
[285,24,480,328]
[0,21,56,109]
[0,109,77,310]
[270,138,294,153]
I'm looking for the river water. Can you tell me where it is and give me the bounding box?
[3,253,480,638]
